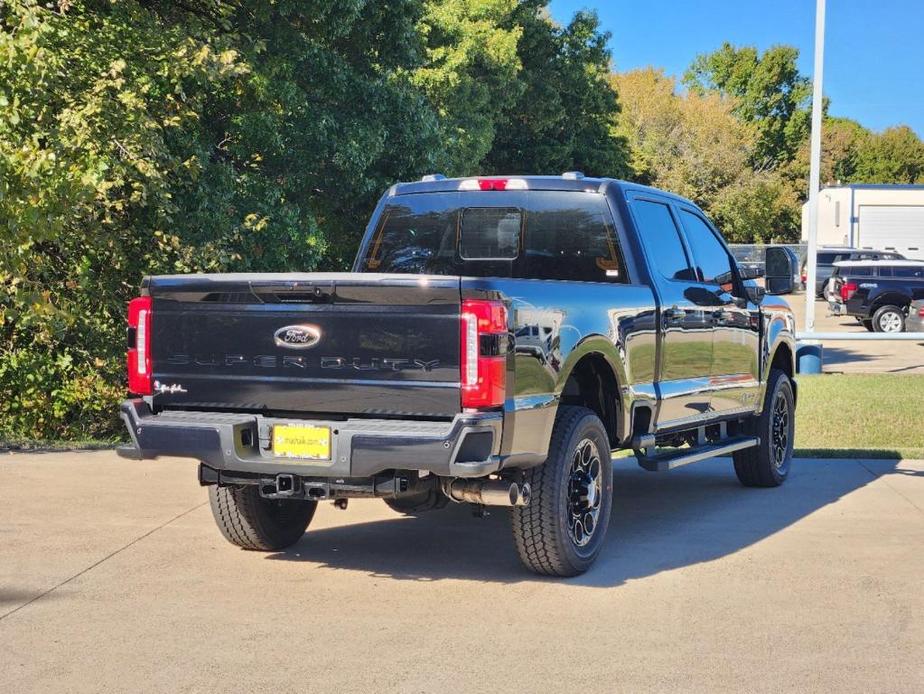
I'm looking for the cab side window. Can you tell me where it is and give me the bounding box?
[678,210,734,285]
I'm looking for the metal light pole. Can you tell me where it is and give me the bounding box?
[803,0,826,332]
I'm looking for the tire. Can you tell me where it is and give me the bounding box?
[208,485,316,551]
[733,369,794,488]
[512,406,613,577]
[384,482,448,515]
[861,319,874,332]
[871,304,905,333]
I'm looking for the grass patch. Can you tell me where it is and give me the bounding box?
[794,374,924,459]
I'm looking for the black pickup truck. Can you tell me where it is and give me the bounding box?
[118,174,797,576]
[828,259,924,332]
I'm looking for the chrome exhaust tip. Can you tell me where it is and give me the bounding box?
[447,479,530,507]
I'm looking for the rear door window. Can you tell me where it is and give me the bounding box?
[630,199,694,281]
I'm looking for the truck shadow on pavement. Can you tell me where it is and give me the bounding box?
[266,458,898,587]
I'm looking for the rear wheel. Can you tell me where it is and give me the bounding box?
[512,406,613,577]
[733,369,794,488]
[872,305,905,333]
[209,485,316,551]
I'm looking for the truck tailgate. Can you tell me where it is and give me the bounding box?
[145,273,461,417]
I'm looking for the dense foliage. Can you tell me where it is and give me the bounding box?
[2,2,922,441]
[0,0,625,440]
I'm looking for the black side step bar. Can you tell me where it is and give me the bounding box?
[634,435,759,472]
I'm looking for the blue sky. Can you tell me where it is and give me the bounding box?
[549,0,924,136]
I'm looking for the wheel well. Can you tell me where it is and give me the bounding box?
[560,354,620,447]
[871,294,909,313]
[770,342,793,381]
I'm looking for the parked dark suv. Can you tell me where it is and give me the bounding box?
[802,248,905,297]
[829,260,924,332]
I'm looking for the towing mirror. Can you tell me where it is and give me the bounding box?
[764,247,796,294]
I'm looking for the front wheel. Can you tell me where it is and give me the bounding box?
[209,485,316,551]
[512,406,613,577]
[733,369,794,487]
[872,305,905,333]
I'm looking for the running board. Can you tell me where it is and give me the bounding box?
[634,436,759,472]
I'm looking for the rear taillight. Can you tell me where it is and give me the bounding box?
[127,296,152,395]
[460,299,507,409]
[840,281,858,302]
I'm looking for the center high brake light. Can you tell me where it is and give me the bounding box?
[127,296,153,395]
[460,299,507,409]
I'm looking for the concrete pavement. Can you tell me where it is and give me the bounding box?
[1,450,922,693]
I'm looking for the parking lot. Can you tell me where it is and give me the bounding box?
[788,297,924,373]
[2,451,922,692]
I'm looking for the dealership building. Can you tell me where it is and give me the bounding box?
[801,184,924,259]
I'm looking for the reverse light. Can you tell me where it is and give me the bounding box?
[127,296,153,395]
[840,281,858,302]
[460,299,507,409]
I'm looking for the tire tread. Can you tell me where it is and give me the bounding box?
[209,485,315,551]
[512,406,610,577]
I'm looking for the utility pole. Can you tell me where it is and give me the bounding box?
[804,0,826,331]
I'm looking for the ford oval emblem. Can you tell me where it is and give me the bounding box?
[274,324,321,349]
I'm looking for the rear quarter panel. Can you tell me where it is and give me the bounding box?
[461,277,658,466]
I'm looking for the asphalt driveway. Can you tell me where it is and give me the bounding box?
[1,451,922,692]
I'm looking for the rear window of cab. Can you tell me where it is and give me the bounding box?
[361,191,626,283]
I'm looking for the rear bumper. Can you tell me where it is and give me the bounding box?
[117,399,502,478]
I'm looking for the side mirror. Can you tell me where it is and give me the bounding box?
[764,247,796,294]
[737,264,764,280]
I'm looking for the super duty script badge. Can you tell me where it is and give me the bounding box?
[274,324,321,349]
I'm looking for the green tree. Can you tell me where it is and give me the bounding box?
[853,125,924,184]
[614,67,800,242]
[683,43,812,168]
[0,0,445,439]
[483,4,629,176]
[412,0,523,176]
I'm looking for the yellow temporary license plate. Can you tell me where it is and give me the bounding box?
[272,424,331,460]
